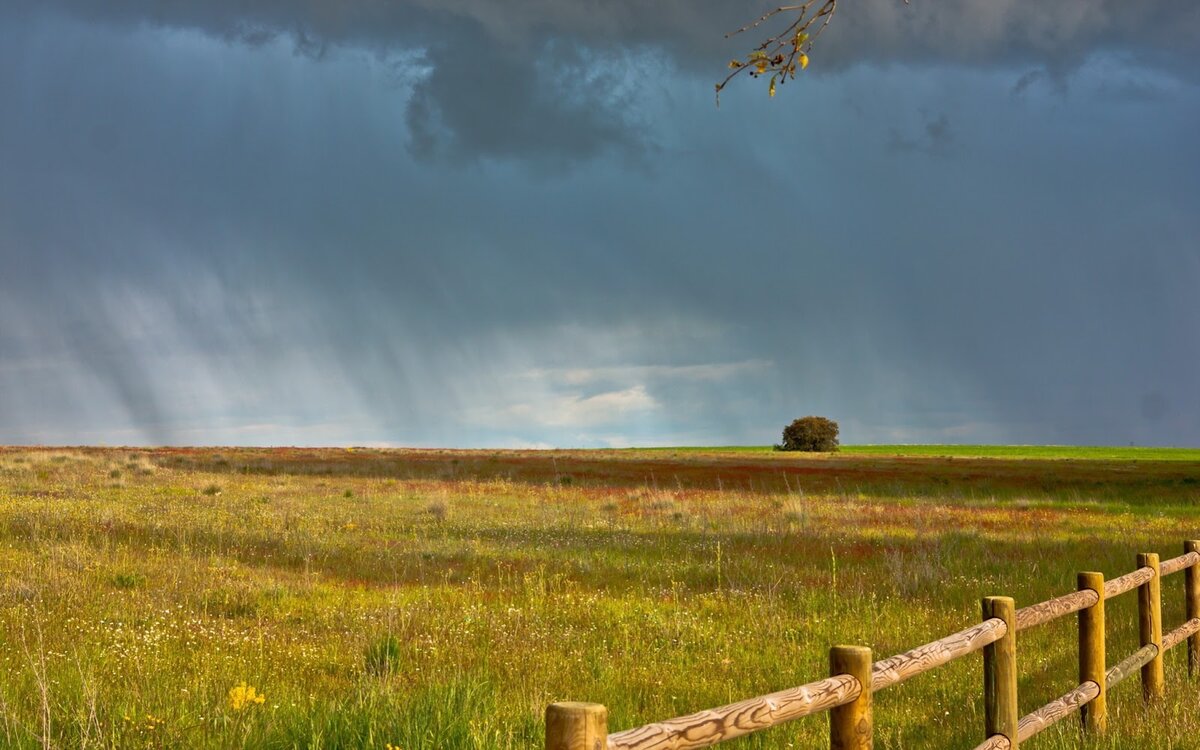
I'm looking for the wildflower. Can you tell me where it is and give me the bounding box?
[227,682,266,711]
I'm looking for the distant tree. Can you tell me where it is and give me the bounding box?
[778,416,839,452]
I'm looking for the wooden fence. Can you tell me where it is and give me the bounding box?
[545,540,1200,750]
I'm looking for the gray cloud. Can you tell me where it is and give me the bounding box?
[887,112,954,155]
[0,7,1198,447]
[4,0,1197,164]
[404,27,651,169]
[14,0,1198,66]
[1012,69,1047,96]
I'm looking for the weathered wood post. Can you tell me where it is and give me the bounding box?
[1078,571,1106,733]
[829,645,873,750]
[1137,552,1164,701]
[982,596,1018,749]
[546,702,608,750]
[1187,541,1200,678]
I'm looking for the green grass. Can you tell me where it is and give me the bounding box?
[635,444,1200,461]
[0,446,1198,749]
[842,444,1200,461]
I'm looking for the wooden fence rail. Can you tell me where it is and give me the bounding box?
[545,540,1200,750]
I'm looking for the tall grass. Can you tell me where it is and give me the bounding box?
[0,447,1197,748]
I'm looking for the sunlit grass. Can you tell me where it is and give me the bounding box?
[0,447,1197,748]
[636,444,1200,461]
[842,445,1200,461]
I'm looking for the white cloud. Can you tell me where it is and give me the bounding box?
[523,359,774,386]
[463,385,659,429]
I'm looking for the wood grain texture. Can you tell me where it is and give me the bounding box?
[1162,618,1200,653]
[597,541,1196,750]
[1015,589,1098,632]
[547,703,608,750]
[982,598,1018,748]
[606,674,861,750]
[871,618,1007,692]
[1156,552,1195,576]
[1104,644,1158,689]
[1160,551,1200,577]
[1186,542,1200,676]
[1016,682,1100,742]
[1077,572,1106,734]
[830,646,873,750]
[1104,567,1153,600]
[607,619,1006,749]
[970,735,1011,750]
[1137,553,1164,701]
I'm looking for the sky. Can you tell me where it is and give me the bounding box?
[1,0,1198,448]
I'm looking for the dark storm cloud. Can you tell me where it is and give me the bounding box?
[12,0,1197,66]
[1011,69,1049,96]
[404,28,649,168]
[0,4,1198,447]
[887,112,954,155]
[5,0,1198,163]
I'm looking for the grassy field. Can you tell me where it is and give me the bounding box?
[1,446,1199,749]
[845,445,1200,461]
[642,445,1200,461]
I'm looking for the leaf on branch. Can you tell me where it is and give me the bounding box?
[717,0,845,101]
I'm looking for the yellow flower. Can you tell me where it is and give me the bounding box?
[228,682,266,711]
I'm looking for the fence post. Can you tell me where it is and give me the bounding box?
[546,702,608,750]
[1187,541,1200,678]
[982,596,1018,749]
[829,645,873,750]
[1137,552,1164,701]
[1078,572,1106,734]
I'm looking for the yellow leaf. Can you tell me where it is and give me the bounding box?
[800,53,810,70]
[769,79,776,97]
